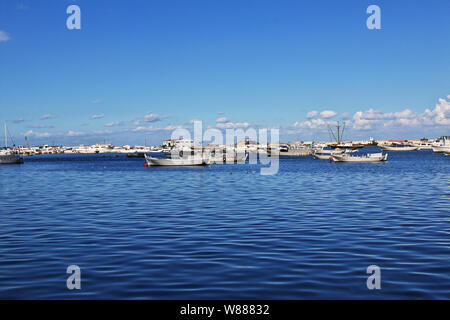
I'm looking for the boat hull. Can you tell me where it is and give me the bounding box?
[0,154,24,164]
[145,155,209,166]
[279,149,312,156]
[432,146,450,153]
[312,153,333,160]
[332,153,388,162]
[380,146,418,151]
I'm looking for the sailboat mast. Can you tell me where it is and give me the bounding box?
[341,122,346,143]
[4,121,7,149]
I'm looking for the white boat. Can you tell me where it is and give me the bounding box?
[433,146,450,153]
[313,147,357,155]
[312,148,355,159]
[0,122,23,164]
[313,147,342,155]
[413,142,433,150]
[145,154,210,166]
[432,137,450,153]
[331,152,388,162]
[312,152,333,160]
[209,153,248,164]
[380,145,418,151]
[431,136,450,153]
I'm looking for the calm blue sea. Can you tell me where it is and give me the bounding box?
[0,148,449,299]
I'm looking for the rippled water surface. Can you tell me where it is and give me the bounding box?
[0,149,449,299]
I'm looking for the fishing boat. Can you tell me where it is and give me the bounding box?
[0,122,23,164]
[432,136,450,153]
[144,154,210,166]
[331,152,388,162]
[432,146,450,153]
[380,145,418,151]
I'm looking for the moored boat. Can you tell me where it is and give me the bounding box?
[380,145,418,151]
[312,148,356,159]
[331,152,388,162]
[145,154,210,166]
[431,136,450,153]
[0,122,23,164]
[0,151,24,164]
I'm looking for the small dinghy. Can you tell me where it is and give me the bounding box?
[145,154,210,166]
[331,152,388,163]
[380,145,418,151]
[312,149,354,160]
[312,152,334,160]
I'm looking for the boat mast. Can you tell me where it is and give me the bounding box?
[327,124,337,142]
[4,121,7,149]
[337,121,341,144]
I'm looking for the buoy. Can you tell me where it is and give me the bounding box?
[144,163,148,167]
[329,156,333,162]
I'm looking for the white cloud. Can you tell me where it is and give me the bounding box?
[422,97,450,126]
[320,110,337,119]
[340,112,351,120]
[134,112,165,125]
[216,117,230,123]
[104,121,123,127]
[292,118,328,130]
[91,99,102,104]
[13,118,25,123]
[351,97,450,130]
[25,130,51,138]
[92,129,114,135]
[28,124,54,129]
[132,125,183,132]
[216,122,250,129]
[0,30,10,42]
[306,111,318,119]
[66,130,85,137]
[40,114,56,120]
[143,112,162,122]
[91,114,104,119]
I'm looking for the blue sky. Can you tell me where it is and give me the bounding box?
[0,0,449,146]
